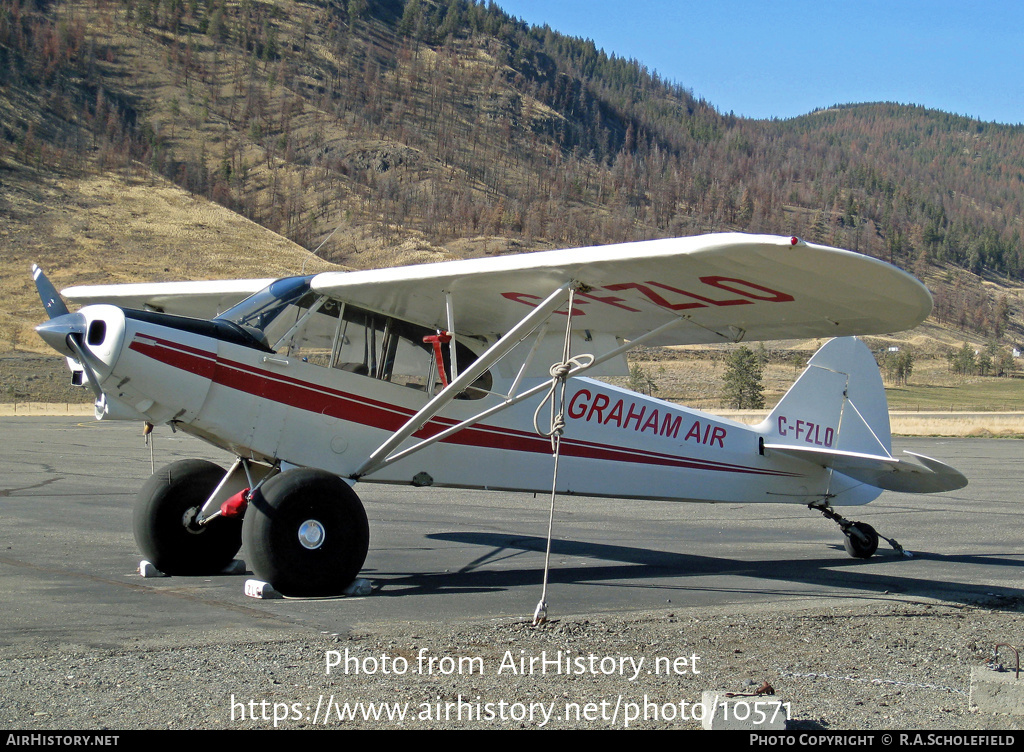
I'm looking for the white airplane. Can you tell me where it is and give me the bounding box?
[33,233,966,597]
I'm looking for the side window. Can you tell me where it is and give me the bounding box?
[274,295,340,367]
[430,338,493,399]
[283,300,491,399]
[329,307,381,376]
[384,323,437,390]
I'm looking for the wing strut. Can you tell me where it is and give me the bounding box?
[353,282,574,478]
[353,290,688,479]
[445,291,458,382]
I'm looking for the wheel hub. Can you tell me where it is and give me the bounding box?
[181,506,204,534]
[298,519,326,550]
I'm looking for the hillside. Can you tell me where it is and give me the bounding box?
[1,0,1023,404]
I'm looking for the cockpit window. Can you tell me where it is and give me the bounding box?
[216,276,314,347]
[216,279,491,399]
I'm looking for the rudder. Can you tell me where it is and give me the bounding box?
[762,337,891,458]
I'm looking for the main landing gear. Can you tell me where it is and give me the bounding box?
[133,459,243,575]
[243,468,369,597]
[133,460,369,596]
[809,501,903,559]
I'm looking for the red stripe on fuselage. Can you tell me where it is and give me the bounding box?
[128,335,799,477]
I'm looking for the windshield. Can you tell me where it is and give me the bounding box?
[217,275,313,328]
[215,275,491,398]
[216,276,314,346]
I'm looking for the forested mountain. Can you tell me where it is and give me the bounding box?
[1,0,1022,341]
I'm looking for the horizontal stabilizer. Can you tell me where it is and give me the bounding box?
[763,444,968,493]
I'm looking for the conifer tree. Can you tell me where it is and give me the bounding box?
[722,346,765,409]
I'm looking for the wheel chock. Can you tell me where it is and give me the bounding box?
[138,560,167,578]
[243,578,372,599]
[140,559,246,578]
[344,578,372,596]
[244,579,282,599]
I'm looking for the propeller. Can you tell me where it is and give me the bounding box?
[32,265,104,401]
[32,264,71,319]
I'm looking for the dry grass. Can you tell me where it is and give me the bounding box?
[888,413,1024,437]
[2,165,339,354]
[0,402,93,416]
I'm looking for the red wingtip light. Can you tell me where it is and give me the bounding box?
[790,236,799,246]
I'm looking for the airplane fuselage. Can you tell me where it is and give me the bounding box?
[69,302,874,507]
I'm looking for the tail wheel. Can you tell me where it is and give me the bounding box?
[843,521,879,559]
[242,468,369,597]
[133,459,242,574]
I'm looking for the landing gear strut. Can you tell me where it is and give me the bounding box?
[810,501,904,559]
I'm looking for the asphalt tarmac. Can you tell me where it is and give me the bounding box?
[1,417,1020,657]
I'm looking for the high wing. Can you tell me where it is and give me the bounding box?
[57,233,931,344]
[309,233,932,344]
[61,278,276,319]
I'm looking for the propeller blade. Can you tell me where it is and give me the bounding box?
[32,264,71,319]
[65,333,105,402]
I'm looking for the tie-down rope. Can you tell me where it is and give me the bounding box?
[531,287,593,625]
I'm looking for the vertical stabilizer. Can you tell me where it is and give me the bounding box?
[762,337,891,458]
[760,338,966,495]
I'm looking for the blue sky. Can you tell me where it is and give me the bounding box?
[495,1,1024,125]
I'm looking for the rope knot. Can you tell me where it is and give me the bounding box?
[533,354,594,443]
[549,361,573,380]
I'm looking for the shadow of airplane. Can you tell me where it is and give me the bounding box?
[361,532,1024,608]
